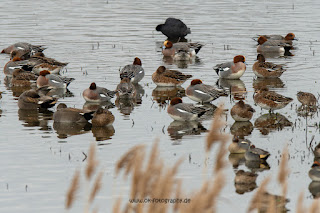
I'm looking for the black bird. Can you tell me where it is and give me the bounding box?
[156,18,191,42]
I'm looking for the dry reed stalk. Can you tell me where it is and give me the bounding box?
[309,198,320,213]
[214,142,228,173]
[115,144,145,177]
[247,176,271,212]
[278,145,289,197]
[296,192,305,213]
[266,195,276,213]
[89,171,104,203]
[140,141,160,198]
[206,104,229,152]
[177,171,225,213]
[112,199,122,213]
[85,143,99,180]
[174,179,182,212]
[65,170,80,209]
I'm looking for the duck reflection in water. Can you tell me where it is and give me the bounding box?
[216,78,247,101]
[83,101,115,112]
[92,125,115,142]
[53,122,92,139]
[254,113,292,135]
[115,77,138,116]
[18,108,53,130]
[230,121,254,138]
[253,77,285,90]
[162,55,201,69]
[152,86,185,108]
[46,88,74,98]
[309,181,320,198]
[250,191,289,212]
[234,170,257,194]
[132,83,145,105]
[167,120,207,140]
[4,75,32,97]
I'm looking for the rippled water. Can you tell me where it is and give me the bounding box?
[1,0,320,212]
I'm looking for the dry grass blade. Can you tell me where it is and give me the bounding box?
[266,195,276,213]
[296,191,305,213]
[86,143,99,180]
[214,142,227,173]
[65,170,80,209]
[309,198,320,213]
[278,145,289,186]
[112,199,122,213]
[206,104,229,152]
[247,176,271,212]
[89,171,104,203]
[115,144,145,177]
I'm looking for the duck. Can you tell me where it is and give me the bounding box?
[245,145,270,161]
[156,18,191,41]
[83,82,117,102]
[228,136,251,154]
[53,103,94,123]
[167,97,207,121]
[1,42,46,55]
[91,107,115,127]
[231,100,255,122]
[116,77,136,99]
[3,57,29,76]
[18,87,58,110]
[252,54,285,78]
[214,55,246,79]
[297,91,317,106]
[186,79,228,103]
[37,70,74,88]
[257,33,297,45]
[254,87,293,112]
[11,68,38,87]
[119,57,144,83]
[26,53,68,75]
[152,66,192,87]
[162,40,203,61]
[314,143,320,159]
[309,161,320,181]
[257,36,292,53]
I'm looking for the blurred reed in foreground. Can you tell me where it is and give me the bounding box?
[65,105,320,213]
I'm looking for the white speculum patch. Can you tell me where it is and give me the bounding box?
[194,90,207,95]
[177,108,189,114]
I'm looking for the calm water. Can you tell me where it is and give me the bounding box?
[0,0,320,212]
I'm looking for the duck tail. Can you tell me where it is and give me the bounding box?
[83,111,95,121]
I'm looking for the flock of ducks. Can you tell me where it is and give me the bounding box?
[156,17,320,196]
[1,17,320,191]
